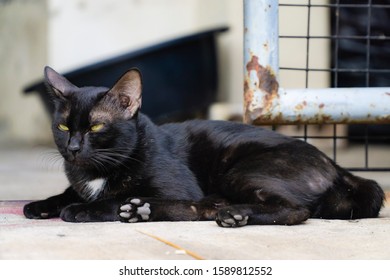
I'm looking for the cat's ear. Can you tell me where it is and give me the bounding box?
[108,68,142,119]
[44,66,77,99]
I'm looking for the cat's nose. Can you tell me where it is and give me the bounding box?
[68,136,82,154]
[68,142,80,154]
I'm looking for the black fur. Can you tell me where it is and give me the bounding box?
[23,67,385,227]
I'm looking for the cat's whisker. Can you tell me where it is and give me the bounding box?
[38,150,64,171]
[94,148,145,165]
[99,155,131,169]
[91,153,130,171]
[89,157,110,174]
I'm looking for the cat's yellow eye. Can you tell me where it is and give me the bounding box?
[58,124,69,132]
[90,123,104,132]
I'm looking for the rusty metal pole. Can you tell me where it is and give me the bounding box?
[243,0,390,125]
[271,88,390,124]
[244,0,279,124]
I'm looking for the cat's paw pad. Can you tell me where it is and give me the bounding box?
[216,208,249,227]
[119,198,151,223]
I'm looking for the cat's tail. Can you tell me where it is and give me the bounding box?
[313,172,385,219]
[345,173,385,219]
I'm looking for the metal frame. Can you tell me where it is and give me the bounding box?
[243,0,390,125]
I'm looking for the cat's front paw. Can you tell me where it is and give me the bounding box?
[215,207,249,227]
[24,200,61,219]
[119,198,151,223]
[60,203,93,222]
[60,199,122,222]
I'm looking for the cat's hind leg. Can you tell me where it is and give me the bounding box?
[216,204,310,227]
[118,195,230,223]
[216,174,314,227]
[118,198,151,223]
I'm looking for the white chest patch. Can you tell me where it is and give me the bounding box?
[85,178,106,201]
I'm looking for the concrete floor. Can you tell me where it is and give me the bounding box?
[1,146,390,259]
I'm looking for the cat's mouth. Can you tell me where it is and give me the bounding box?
[64,153,91,167]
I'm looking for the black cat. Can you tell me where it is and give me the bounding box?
[24,66,385,227]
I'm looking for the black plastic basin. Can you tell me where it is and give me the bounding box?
[24,27,228,123]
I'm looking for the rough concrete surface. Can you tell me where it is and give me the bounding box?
[1,200,390,260]
[1,147,390,260]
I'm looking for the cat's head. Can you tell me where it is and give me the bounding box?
[44,66,142,170]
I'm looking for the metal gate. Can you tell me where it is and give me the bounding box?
[243,0,390,175]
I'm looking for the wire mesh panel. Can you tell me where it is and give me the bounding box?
[247,0,390,175]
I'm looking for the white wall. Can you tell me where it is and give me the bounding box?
[48,0,225,70]
[47,0,244,103]
[0,0,50,145]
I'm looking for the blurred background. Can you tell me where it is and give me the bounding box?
[0,0,330,145]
